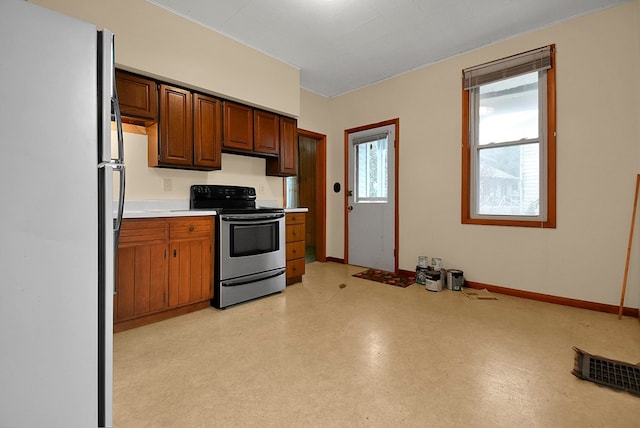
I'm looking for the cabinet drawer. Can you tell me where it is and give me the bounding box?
[286,258,305,279]
[286,241,305,261]
[286,224,305,242]
[169,217,213,239]
[286,213,305,225]
[119,219,168,244]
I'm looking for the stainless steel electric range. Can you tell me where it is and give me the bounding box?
[190,185,286,308]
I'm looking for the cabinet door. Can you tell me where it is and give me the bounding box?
[168,217,214,306]
[193,93,222,170]
[169,238,213,306]
[159,84,193,167]
[116,242,167,321]
[115,70,158,121]
[115,219,169,321]
[254,109,279,155]
[266,116,298,176]
[223,101,253,151]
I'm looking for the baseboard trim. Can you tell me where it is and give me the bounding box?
[114,300,211,332]
[465,280,639,318]
[324,262,637,317]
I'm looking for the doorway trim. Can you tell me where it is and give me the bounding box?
[296,128,327,262]
[344,118,400,272]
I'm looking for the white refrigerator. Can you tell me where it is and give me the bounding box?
[0,1,124,427]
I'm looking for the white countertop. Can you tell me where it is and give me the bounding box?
[123,209,217,219]
[122,200,216,219]
[121,200,307,218]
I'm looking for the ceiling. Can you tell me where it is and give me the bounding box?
[147,0,630,98]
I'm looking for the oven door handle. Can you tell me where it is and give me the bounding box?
[221,268,287,287]
[221,213,285,222]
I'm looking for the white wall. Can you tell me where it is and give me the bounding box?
[32,0,300,117]
[319,2,640,307]
[318,2,640,307]
[34,0,297,206]
[34,0,640,307]
[298,89,331,134]
[117,131,283,205]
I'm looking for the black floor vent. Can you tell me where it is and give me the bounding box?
[572,347,640,397]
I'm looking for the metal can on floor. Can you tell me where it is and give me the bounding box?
[447,269,464,291]
[416,266,429,285]
[425,270,442,292]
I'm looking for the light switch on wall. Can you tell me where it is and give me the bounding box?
[163,178,172,192]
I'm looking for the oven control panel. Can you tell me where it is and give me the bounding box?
[191,185,256,200]
[190,185,258,210]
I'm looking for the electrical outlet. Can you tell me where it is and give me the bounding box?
[259,185,265,194]
[163,178,172,192]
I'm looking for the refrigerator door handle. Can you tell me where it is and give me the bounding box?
[111,84,124,164]
[112,162,125,279]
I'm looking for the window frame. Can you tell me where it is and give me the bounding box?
[461,45,556,228]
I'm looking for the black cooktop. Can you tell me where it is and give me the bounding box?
[189,185,284,214]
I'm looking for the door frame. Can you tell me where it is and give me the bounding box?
[344,118,400,272]
[295,128,327,262]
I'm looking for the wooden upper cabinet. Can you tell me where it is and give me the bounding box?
[127,69,293,172]
[193,93,222,170]
[253,109,279,156]
[115,70,158,122]
[223,101,253,152]
[267,116,298,177]
[149,86,222,171]
[158,84,193,167]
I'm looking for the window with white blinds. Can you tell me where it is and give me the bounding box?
[461,45,556,228]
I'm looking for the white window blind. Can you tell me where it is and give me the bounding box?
[463,46,552,89]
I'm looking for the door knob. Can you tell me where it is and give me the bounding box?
[347,205,353,212]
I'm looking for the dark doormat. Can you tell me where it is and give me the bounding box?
[572,347,640,397]
[352,269,416,288]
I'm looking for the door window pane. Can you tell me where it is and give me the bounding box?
[355,137,388,202]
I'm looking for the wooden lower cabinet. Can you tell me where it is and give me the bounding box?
[286,212,306,285]
[168,217,213,307]
[116,238,167,321]
[114,216,214,332]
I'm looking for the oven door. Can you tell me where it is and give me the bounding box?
[219,212,286,280]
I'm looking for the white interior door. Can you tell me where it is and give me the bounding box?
[347,124,395,271]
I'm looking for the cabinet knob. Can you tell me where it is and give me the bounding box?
[189,225,195,232]
[292,249,297,254]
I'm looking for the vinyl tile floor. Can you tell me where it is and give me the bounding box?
[113,262,640,427]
